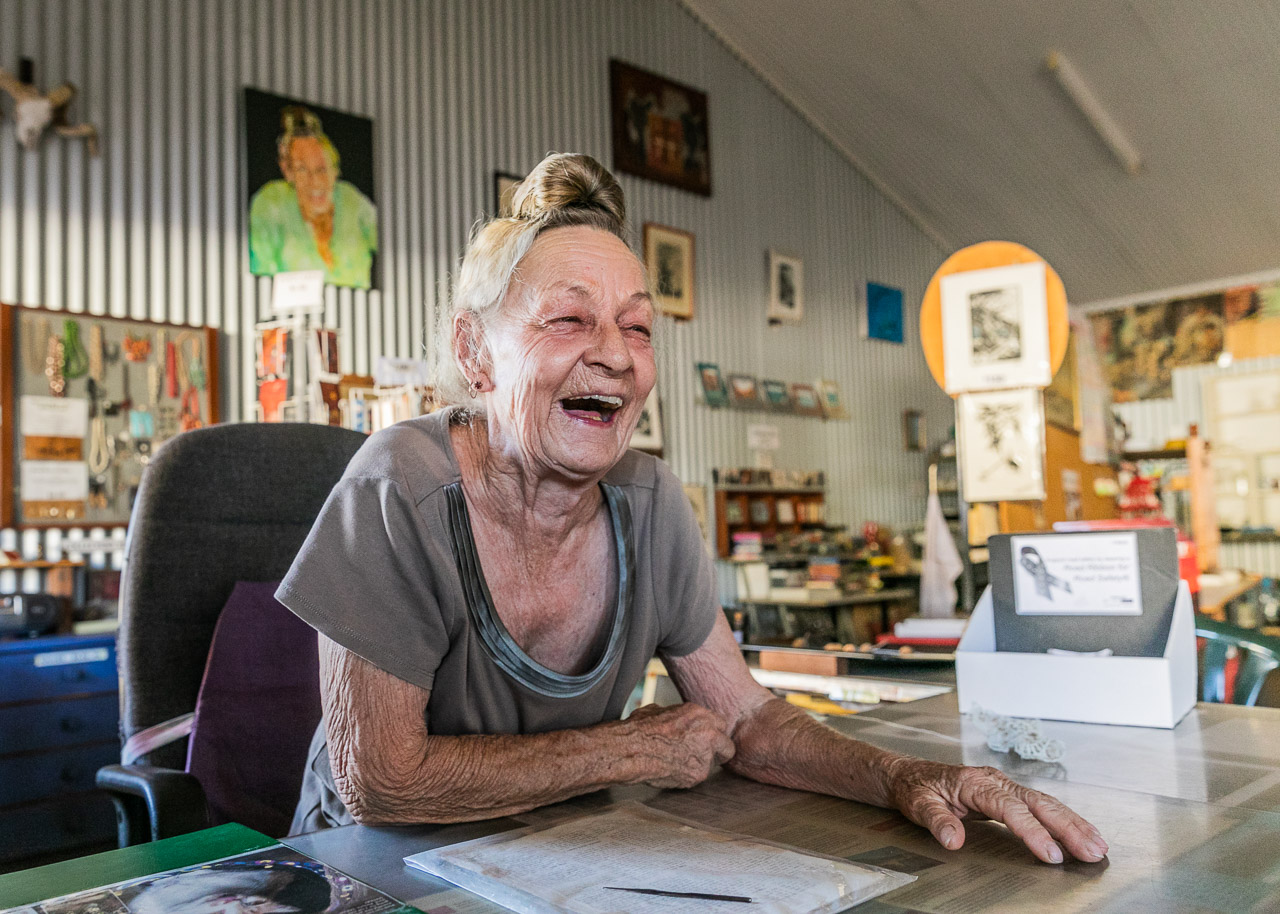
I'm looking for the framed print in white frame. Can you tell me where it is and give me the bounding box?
[643,223,695,320]
[941,261,1050,394]
[767,250,804,324]
[956,387,1046,503]
[630,387,663,453]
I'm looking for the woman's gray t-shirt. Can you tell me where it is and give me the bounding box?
[276,409,719,832]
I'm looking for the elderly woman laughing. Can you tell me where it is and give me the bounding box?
[276,153,1108,866]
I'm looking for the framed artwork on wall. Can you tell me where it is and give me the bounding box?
[816,379,848,419]
[941,261,1051,394]
[630,386,663,453]
[864,281,904,344]
[643,223,695,320]
[696,362,728,407]
[494,170,523,217]
[956,387,1046,502]
[761,379,792,412]
[609,59,711,196]
[767,251,804,324]
[244,88,378,290]
[790,384,823,417]
[727,374,760,409]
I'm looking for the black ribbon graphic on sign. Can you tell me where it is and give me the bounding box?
[1019,546,1073,600]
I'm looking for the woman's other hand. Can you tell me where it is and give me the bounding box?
[885,757,1109,864]
[623,702,736,789]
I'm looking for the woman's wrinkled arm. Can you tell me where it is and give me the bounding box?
[318,635,735,825]
[663,614,1109,865]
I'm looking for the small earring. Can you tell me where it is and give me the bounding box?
[469,381,480,399]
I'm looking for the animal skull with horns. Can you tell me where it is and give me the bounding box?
[0,67,99,156]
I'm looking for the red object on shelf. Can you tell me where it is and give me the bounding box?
[874,635,962,649]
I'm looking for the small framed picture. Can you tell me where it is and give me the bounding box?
[761,379,792,412]
[696,362,729,407]
[956,387,1046,502]
[790,383,823,417]
[767,250,804,323]
[816,379,848,419]
[864,281,905,344]
[941,261,1051,394]
[643,223,695,320]
[494,170,523,217]
[775,498,796,524]
[727,374,760,409]
[630,386,663,453]
[903,409,926,452]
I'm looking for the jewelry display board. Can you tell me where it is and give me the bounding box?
[1,304,220,527]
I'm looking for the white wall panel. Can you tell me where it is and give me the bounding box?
[0,0,951,543]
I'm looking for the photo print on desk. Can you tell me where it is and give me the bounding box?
[696,362,729,407]
[941,261,1050,393]
[956,387,1046,502]
[644,223,695,319]
[767,250,804,323]
[244,88,378,290]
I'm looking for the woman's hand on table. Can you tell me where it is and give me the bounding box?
[884,757,1109,864]
[623,702,736,789]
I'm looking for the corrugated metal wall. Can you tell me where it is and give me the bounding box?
[0,0,952,565]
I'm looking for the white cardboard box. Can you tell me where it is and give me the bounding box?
[956,581,1197,728]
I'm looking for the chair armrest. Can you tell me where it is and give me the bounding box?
[96,763,210,846]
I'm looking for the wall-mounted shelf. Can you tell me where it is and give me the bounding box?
[714,486,826,558]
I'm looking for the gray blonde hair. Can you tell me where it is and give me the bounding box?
[434,153,630,411]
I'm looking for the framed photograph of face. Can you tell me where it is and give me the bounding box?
[610,59,711,196]
[494,170,523,217]
[816,379,848,419]
[244,88,378,290]
[696,362,729,407]
[644,223,695,320]
[956,387,1046,502]
[761,379,792,412]
[864,281,905,344]
[767,251,804,323]
[790,383,823,417]
[941,261,1051,394]
[727,374,760,409]
[630,387,663,453]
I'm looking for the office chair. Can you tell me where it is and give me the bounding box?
[96,422,366,845]
[1196,616,1280,707]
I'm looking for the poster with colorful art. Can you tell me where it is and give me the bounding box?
[1088,293,1225,401]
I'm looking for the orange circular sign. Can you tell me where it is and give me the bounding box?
[920,240,1069,395]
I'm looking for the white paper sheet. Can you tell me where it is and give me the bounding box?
[405,803,913,914]
[21,395,89,438]
[1011,531,1142,615]
[20,460,89,501]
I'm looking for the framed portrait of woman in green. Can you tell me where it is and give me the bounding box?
[244,88,378,290]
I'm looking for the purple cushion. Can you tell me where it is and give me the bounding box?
[186,581,321,837]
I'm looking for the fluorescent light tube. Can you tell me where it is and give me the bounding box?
[1046,50,1143,176]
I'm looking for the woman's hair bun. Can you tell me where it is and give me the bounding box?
[511,153,626,237]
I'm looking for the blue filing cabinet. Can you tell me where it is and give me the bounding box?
[0,633,120,866]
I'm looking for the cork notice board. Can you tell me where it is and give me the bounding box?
[1,304,220,527]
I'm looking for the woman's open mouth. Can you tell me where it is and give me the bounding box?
[560,394,623,426]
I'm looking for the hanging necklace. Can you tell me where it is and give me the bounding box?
[61,319,90,380]
[23,315,50,377]
[45,336,66,397]
[88,323,105,383]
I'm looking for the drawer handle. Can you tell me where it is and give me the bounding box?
[59,717,85,734]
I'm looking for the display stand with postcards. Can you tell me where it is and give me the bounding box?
[956,527,1197,728]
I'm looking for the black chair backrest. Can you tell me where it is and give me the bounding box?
[117,422,366,769]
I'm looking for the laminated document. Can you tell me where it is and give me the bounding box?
[405,802,914,913]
